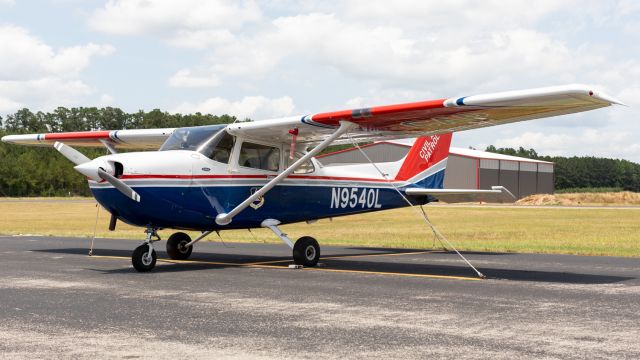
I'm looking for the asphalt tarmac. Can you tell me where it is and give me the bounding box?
[0,235,638,359]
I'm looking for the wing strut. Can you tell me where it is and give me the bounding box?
[215,121,357,226]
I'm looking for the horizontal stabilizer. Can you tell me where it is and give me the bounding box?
[405,186,516,203]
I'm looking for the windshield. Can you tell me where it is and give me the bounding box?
[159,124,227,151]
[198,129,235,163]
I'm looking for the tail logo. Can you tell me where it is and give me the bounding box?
[419,135,440,162]
[394,133,452,182]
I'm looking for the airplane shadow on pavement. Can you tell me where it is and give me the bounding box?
[35,247,634,285]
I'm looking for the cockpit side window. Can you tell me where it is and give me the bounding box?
[239,142,281,172]
[198,130,235,164]
[287,152,315,174]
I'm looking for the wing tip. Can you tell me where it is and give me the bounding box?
[444,84,626,107]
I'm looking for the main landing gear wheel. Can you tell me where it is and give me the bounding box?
[166,232,193,260]
[132,244,157,272]
[293,236,320,267]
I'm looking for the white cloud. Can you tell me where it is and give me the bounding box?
[0,25,113,114]
[0,0,15,6]
[0,78,93,112]
[168,68,220,88]
[164,10,584,93]
[89,0,261,36]
[0,25,114,80]
[166,29,235,49]
[0,96,21,114]
[172,96,295,120]
[98,94,114,106]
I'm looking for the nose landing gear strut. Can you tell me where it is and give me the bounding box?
[132,228,160,272]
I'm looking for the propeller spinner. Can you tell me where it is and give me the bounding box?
[54,141,141,202]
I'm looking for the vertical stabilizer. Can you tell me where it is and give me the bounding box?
[394,133,452,188]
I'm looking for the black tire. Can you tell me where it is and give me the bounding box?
[166,232,193,260]
[292,236,320,267]
[132,244,157,272]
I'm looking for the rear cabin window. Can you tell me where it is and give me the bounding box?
[239,142,280,172]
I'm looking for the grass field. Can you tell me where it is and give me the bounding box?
[0,198,638,257]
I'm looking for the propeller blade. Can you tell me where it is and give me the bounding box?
[97,168,141,202]
[54,142,90,165]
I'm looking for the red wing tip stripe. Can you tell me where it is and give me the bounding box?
[44,131,112,140]
[311,99,447,124]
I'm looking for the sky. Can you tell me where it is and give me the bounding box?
[0,0,639,161]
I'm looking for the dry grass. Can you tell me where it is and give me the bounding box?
[517,191,640,206]
[0,198,639,257]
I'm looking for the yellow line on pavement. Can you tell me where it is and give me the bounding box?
[89,254,481,281]
[245,250,443,265]
[302,266,482,281]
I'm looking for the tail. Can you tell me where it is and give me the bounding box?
[394,133,452,188]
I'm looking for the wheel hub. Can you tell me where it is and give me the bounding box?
[305,245,316,260]
[141,251,152,266]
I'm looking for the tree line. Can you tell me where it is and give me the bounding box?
[0,107,236,196]
[485,145,640,192]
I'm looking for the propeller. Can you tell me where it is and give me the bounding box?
[54,142,138,230]
[56,141,142,202]
[54,142,90,165]
[96,168,141,202]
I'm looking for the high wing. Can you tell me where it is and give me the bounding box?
[1,84,621,149]
[1,128,175,149]
[227,84,622,144]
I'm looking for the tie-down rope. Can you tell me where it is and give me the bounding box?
[346,134,485,279]
[90,203,100,256]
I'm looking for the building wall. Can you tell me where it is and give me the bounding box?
[478,159,499,190]
[518,172,538,198]
[444,155,477,189]
[537,163,555,194]
[499,160,519,198]
[518,162,538,198]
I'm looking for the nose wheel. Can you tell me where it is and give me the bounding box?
[132,228,160,272]
[132,244,157,272]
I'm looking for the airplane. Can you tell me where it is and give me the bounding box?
[1,84,622,272]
